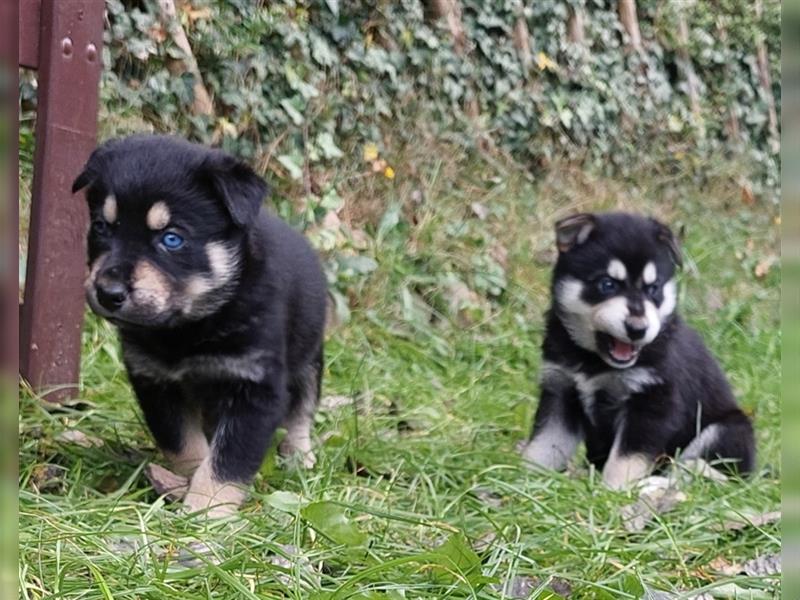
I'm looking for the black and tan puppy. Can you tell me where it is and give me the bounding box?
[521,212,755,488]
[73,135,327,517]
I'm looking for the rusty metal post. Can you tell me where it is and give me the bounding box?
[19,0,104,401]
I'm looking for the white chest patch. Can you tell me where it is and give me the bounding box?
[541,360,663,421]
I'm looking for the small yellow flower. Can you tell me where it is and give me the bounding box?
[384,166,395,180]
[363,142,379,162]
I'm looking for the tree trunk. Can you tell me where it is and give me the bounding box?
[426,0,467,54]
[716,23,741,144]
[675,10,702,125]
[618,0,643,53]
[567,5,585,45]
[754,0,779,151]
[156,0,214,117]
[513,12,532,72]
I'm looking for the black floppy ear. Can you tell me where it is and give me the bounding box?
[555,213,596,252]
[202,151,269,228]
[72,168,93,193]
[651,218,683,268]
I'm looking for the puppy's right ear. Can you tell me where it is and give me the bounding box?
[72,168,93,193]
[555,213,595,252]
[72,147,103,193]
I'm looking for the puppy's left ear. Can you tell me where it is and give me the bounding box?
[202,151,269,228]
[651,218,683,268]
[555,213,595,252]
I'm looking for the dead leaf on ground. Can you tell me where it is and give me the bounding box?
[144,463,188,502]
[470,202,489,220]
[30,464,66,493]
[621,480,687,532]
[707,556,741,576]
[741,553,780,577]
[754,255,778,279]
[720,509,780,531]
[493,575,572,599]
[319,395,354,410]
[56,430,104,448]
[471,487,503,509]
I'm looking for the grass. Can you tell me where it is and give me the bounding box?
[18,152,780,598]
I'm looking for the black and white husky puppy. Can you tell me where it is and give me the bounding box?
[521,212,755,488]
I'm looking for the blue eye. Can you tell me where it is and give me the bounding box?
[644,283,660,298]
[161,232,185,250]
[597,276,619,295]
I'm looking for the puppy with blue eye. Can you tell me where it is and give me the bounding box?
[521,212,755,488]
[73,135,327,517]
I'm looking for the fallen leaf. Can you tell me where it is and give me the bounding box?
[621,483,686,532]
[371,158,388,173]
[362,142,379,162]
[384,166,395,179]
[319,395,353,410]
[720,509,780,531]
[470,202,489,220]
[493,575,572,598]
[754,255,778,279]
[741,553,780,577]
[56,429,103,448]
[536,51,558,71]
[30,464,66,493]
[471,487,503,509]
[707,556,741,576]
[321,210,342,231]
[144,463,188,502]
[267,543,320,587]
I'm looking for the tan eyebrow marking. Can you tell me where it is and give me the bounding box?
[146,201,171,230]
[102,195,117,223]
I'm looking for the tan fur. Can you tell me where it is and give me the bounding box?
[279,411,316,468]
[102,195,117,223]
[183,459,246,518]
[85,252,109,289]
[164,411,210,477]
[146,201,171,230]
[131,260,171,312]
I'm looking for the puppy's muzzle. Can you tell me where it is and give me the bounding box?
[95,267,129,312]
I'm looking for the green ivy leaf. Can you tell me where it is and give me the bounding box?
[301,501,367,546]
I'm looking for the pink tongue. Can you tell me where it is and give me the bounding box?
[611,339,634,361]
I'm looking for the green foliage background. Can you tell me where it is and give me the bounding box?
[93,0,779,192]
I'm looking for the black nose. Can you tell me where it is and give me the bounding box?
[625,322,647,341]
[96,280,128,311]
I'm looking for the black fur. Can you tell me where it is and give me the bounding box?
[73,135,327,509]
[524,212,755,483]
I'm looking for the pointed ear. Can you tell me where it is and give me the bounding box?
[651,218,683,268]
[555,213,596,252]
[201,151,269,228]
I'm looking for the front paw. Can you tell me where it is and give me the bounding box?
[602,453,652,490]
[278,437,317,469]
[182,459,246,518]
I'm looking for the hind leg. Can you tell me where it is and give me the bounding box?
[279,348,322,468]
[682,411,755,475]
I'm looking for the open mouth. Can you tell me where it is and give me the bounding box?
[596,332,641,367]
